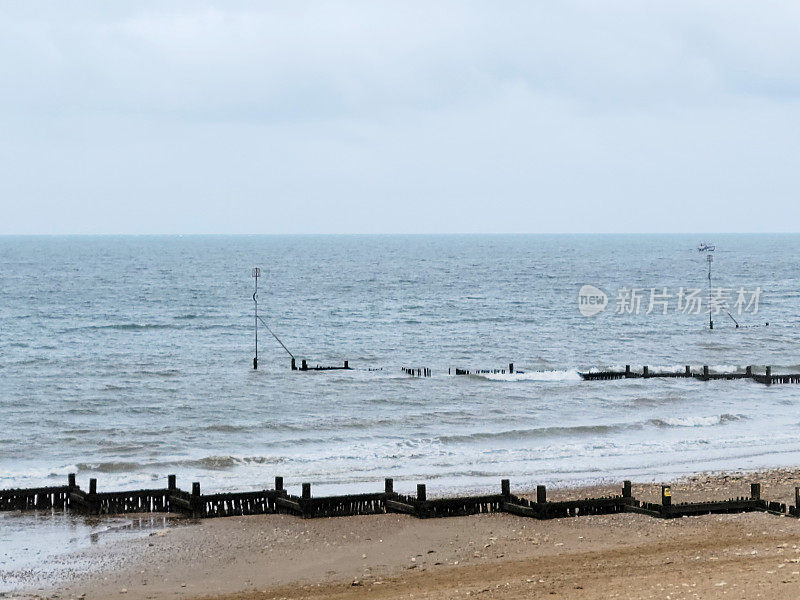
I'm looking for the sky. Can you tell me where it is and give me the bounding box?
[1,1,799,234]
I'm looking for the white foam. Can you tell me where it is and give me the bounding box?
[657,414,740,427]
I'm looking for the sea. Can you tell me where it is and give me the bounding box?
[1,233,799,585]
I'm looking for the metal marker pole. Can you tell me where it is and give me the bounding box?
[252,267,260,369]
[707,253,713,330]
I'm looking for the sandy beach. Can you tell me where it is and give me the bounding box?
[9,468,800,600]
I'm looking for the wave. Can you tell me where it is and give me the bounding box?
[75,455,289,473]
[65,323,175,332]
[649,414,742,428]
[136,369,181,377]
[440,423,638,444]
[439,414,744,444]
[76,461,143,473]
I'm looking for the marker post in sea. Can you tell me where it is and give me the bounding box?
[252,267,260,369]
[707,253,713,330]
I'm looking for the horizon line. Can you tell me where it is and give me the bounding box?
[1,231,799,237]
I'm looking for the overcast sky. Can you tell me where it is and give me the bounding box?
[1,1,799,234]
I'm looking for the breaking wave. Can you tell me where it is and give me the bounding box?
[438,414,744,444]
[76,455,289,473]
[649,414,743,428]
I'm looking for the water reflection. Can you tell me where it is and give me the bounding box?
[0,509,179,593]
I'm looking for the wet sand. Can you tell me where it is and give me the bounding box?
[13,468,800,600]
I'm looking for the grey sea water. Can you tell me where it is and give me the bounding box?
[1,234,800,581]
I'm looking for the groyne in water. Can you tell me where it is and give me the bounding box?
[407,364,798,384]
[2,475,799,521]
[579,365,800,384]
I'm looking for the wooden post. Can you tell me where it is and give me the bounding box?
[703,365,709,378]
[417,484,427,502]
[275,476,284,492]
[766,366,772,377]
[661,485,671,507]
[746,365,752,376]
[643,366,649,377]
[501,479,510,498]
[795,487,799,513]
[384,478,394,494]
[302,483,311,499]
[291,358,296,371]
[168,474,176,491]
[625,365,631,377]
[68,473,76,488]
[89,478,97,495]
[537,485,547,504]
[344,360,349,369]
[509,363,514,374]
[301,359,308,371]
[685,365,691,375]
[623,480,632,498]
[190,482,201,518]
[751,483,761,500]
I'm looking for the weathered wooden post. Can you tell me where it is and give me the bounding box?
[344,360,349,369]
[766,366,772,377]
[275,476,284,492]
[68,473,76,488]
[86,478,100,515]
[746,365,753,377]
[623,480,632,498]
[643,365,649,377]
[685,365,691,376]
[703,365,709,379]
[417,484,427,502]
[625,365,631,378]
[509,363,514,374]
[384,478,394,494]
[301,359,308,371]
[795,487,800,514]
[191,482,201,518]
[661,485,671,507]
[291,358,296,371]
[501,479,510,498]
[302,483,311,499]
[168,474,176,491]
[537,485,547,504]
[750,483,761,501]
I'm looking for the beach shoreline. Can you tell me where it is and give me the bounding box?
[8,466,800,600]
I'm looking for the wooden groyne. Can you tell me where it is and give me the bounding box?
[291,358,351,371]
[3,475,800,523]
[450,363,517,376]
[580,365,800,385]
[402,367,432,377]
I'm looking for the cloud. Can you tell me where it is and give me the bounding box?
[1,1,799,233]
